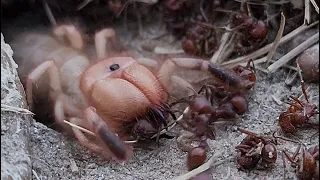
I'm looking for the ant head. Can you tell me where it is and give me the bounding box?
[195,114,210,123]
[190,95,212,114]
[133,119,157,139]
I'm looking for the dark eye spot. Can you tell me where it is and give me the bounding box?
[109,63,120,71]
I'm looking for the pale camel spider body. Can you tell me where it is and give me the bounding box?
[12,24,215,161]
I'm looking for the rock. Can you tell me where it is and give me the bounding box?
[296,43,319,83]
[1,33,32,180]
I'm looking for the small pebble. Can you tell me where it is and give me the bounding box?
[296,43,319,83]
[187,147,207,170]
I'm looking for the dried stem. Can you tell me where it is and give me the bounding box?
[63,120,138,143]
[63,120,96,136]
[267,32,319,73]
[221,21,319,68]
[266,12,286,65]
[1,104,34,115]
[41,0,56,26]
[150,107,190,139]
[305,0,311,24]
[310,0,319,13]
[32,170,41,180]
[210,25,232,64]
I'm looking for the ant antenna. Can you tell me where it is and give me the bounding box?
[237,127,258,136]
[296,62,309,103]
[272,130,305,145]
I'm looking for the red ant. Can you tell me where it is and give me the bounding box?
[236,128,302,170]
[236,128,278,170]
[279,82,319,133]
[282,144,319,180]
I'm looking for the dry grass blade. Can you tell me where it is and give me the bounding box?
[41,0,56,26]
[63,120,96,136]
[63,120,138,143]
[70,159,79,173]
[221,21,319,68]
[285,70,298,85]
[210,25,232,64]
[150,107,190,139]
[266,12,286,65]
[219,33,236,64]
[154,46,184,54]
[32,169,41,180]
[238,57,298,72]
[267,32,319,73]
[310,0,319,13]
[1,104,34,115]
[305,0,311,24]
[233,0,290,5]
[171,151,224,180]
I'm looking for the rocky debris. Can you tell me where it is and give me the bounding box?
[1,34,32,180]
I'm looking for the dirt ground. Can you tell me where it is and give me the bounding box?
[1,16,319,180]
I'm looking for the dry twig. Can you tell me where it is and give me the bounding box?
[222,21,319,68]
[267,32,319,73]
[285,70,298,85]
[266,12,286,65]
[150,107,190,139]
[1,104,34,115]
[310,0,319,13]
[32,169,41,180]
[210,25,233,64]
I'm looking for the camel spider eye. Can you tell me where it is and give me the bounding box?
[110,63,120,71]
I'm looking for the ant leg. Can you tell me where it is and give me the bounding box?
[236,144,253,149]
[282,148,299,166]
[300,81,310,103]
[282,151,288,180]
[94,28,117,59]
[26,61,61,110]
[299,148,306,175]
[53,25,84,51]
[312,150,319,159]
[289,96,304,107]
[292,144,302,160]
[247,59,256,73]
[237,127,259,137]
[197,84,207,94]
[308,131,320,143]
[272,131,303,144]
